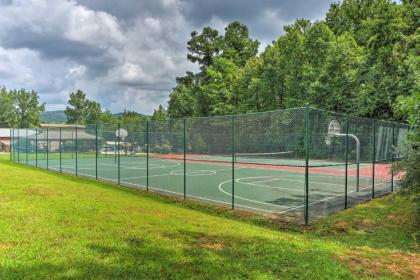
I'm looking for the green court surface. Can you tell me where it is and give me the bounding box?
[21,154,393,221]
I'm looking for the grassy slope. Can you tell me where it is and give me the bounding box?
[0,157,418,279]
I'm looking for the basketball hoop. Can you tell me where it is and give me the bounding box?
[325,120,341,145]
[116,128,128,140]
[328,120,341,136]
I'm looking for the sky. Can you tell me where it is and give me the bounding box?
[0,0,335,114]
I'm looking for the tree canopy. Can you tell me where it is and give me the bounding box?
[0,87,44,128]
[166,0,418,121]
[64,90,102,125]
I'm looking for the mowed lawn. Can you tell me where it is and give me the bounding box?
[0,157,418,279]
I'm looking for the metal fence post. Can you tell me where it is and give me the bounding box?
[345,116,349,209]
[96,124,98,180]
[372,120,376,199]
[75,126,78,176]
[71,130,74,159]
[183,118,186,199]
[35,129,38,167]
[17,129,20,163]
[26,129,28,164]
[391,123,395,192]
[146,120,149,191]
[59,127,62,173]
[118,123,121,185]
[10,128,13,161]
[304,104,310,225]
[46,128,49,170]
[232,115,235,210]
[114,129,117,164]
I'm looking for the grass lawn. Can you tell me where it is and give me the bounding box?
[0,155,418,279]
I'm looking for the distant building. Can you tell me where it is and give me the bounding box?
[28,126,96,152]
[0,128,11,152]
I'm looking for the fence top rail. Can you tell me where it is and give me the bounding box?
[10,106,408,130]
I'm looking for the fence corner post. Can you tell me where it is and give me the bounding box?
[46,127,49,170]
[345,115,349,209]
[232,115,235,210]
[35,128,38,167]
[10,128,12,161]
[96,124,98,180]
[391,122,395,192]
[183,118,187,200]
[26,128,28,164]
[118,123,121,185]
[17,128,20,163]
[59,127,62,173]
[372,119,376,199]
[146,120,149,191]
[75,126,78,176]
[304,103,310,225]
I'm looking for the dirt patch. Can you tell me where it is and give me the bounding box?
[0,241,15,250]
[337,251,420,279]
[387,214,398,221]
[198,235,226,251]
[24,186,62,197]
[201,242,224,251]
[322,221,352,234]
[397,253,420,280]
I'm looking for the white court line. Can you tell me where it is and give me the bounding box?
[121,167,231,180]
[277,183,385,214]
[218,179,289,209]
[237,176,360,195]
[218,176,391,212]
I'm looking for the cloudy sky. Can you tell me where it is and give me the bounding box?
[0,0,335,114]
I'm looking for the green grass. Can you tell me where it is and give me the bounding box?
[0,157,418,279]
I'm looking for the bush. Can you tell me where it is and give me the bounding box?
[393,93,420,225]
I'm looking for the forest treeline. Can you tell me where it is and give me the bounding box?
[167,0,418,121]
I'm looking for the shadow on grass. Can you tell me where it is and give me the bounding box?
[0,232,352,279]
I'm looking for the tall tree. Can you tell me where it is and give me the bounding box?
[0,87,18,127]
[14,89,45,128]
[222,21,259,67]
[187,27,222,70]
[151,105,168,121]
[167,72,196,118]
[65,90,102,124]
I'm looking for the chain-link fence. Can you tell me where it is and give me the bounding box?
[10,106,409,224]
